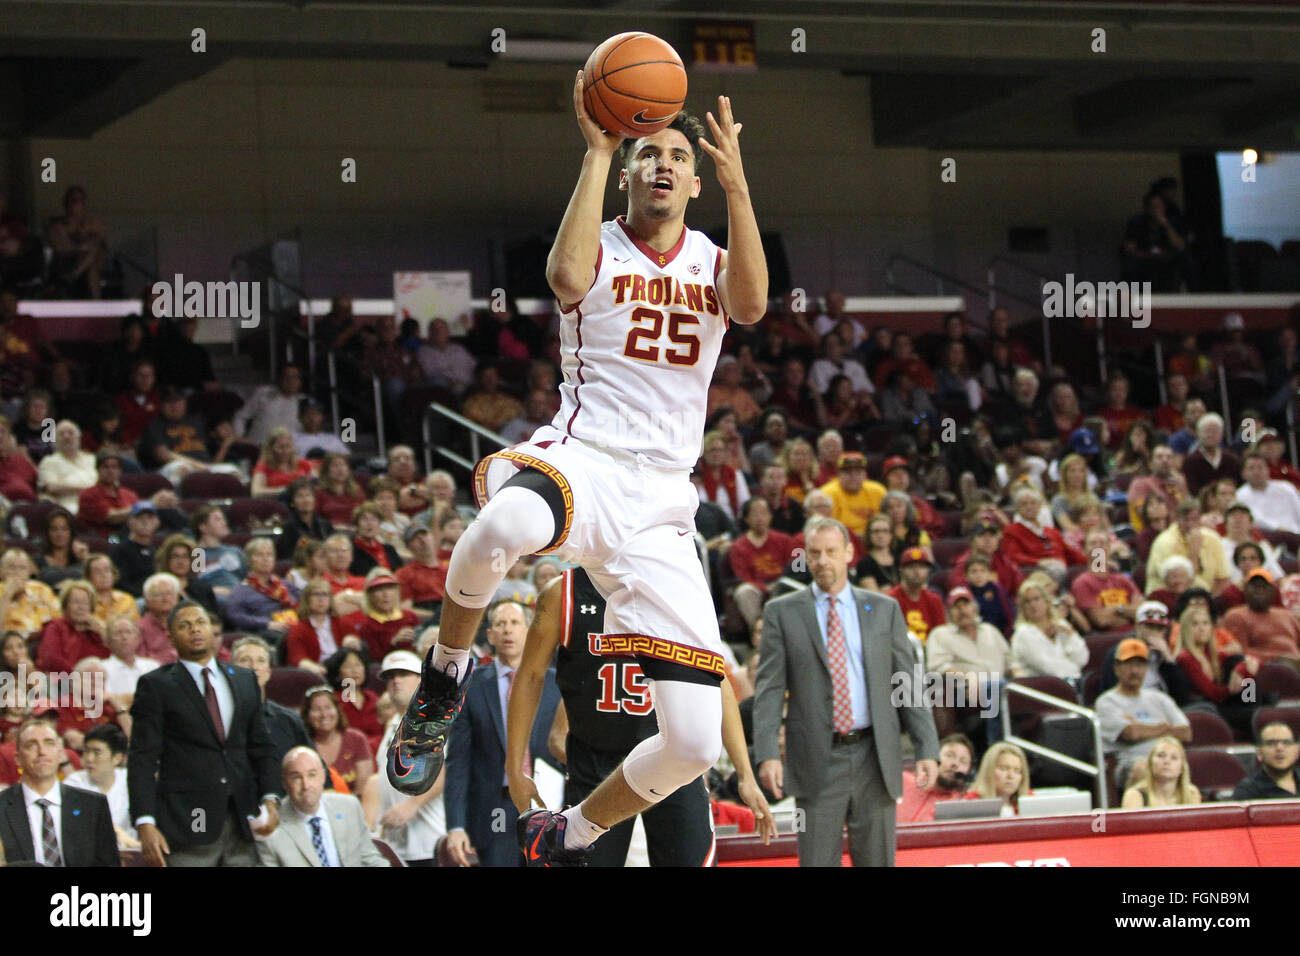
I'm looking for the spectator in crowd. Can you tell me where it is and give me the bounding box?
[753,463,804,537]
[444,599,560,867]
[47,185,109,299]
[1008,578,1087,679]
[1120,736,1201,808]
[382,445,429,518]
[734,342,774,407]
[155,315,216,390]
[139,388,234,484]
[933,341,982,413]
[748,410,790,476]
[1168,588,1242,655]
[694,429,750,522]
[85,553,138,627]
[1253,429,1300,490]
[285,538,330,595]
[77,451,135,538]
[325,646,383,753]
[812,430,843,486]
[235,365,307,446]
[395,523,445,613]
[707,355,763,426]
[256,746,388,867]
[1135,495,1172,562]
[768,357,820,431]
[499,389,556,446]
[779,437,817,504]
[1153,373,1190,435]
[1044,384,1084,448]
[115,360,162,450]
[999,486,1086,573]
[155,534,219,617]
[280,478,332,561]
[809,333,874,401]
[1174,603,1258,738]
[36,579,110,673]
[887,547,946,644]
[855,515,899,591]
[0,413,38,502]
[1232,721,1300,799]
[348,502,402,575]
[315,453,366,530]
[1236,451,1300,534]
[0,719,118,866]
[225,538,299,641]
[986,307,1041,373]
[128,601,281,866]
[462,362,524,433]
[1200,477,1239,533]
[967,742,1031,816]
[1050,453,1095,536]
[0,189,42,285]
[1097,600,1190,705]
[364,477,410,557]
[467,299,543,363]
[812,289,855,343]
[1266,328,1300,414]
[36,420,96,513]
[63,723,137,847]
[993,429,1049,498]
[109,502,161,597]
[1182,413,1240,497]
[1096,638,1191,787]
[958,555,1015,636]
[1121,189,1188,292]
[416,318,476,395]
[302,685,372,794]
[1167,396,1207,458]
[135,573,183,664]
[730,498,793,633]
[1114,420,1156,477]
[1097,374,1145,449]
[896,734,974,823]
[0,548,59,638]
[100,614,158,702]
[1216,541,1278,612]
[192,505,247,599]
[1215,313,1266,385]
[285,579,356,676]
[1221,570,1300,666]
[978,338,1017,407]
[990,371,1053,456]
[249,427,315,497]
[878,369,936,425]
[1146,499,1230,595]
[880,490,930,558]
[707,406,754,478]
[881,457,943,536]
[1071,530,1142,632]
[340,569,419,662]
[872,331,935,393]
[950,520,1023,598]
[820,451,886,539]
[1221,505,1286,584]
[927,587,1011,744]
[291,398,347,459]
[322,534,365,595]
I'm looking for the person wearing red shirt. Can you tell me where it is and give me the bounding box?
[999,487,1087,571]
[897,734,974,823]
[76,450,139,537]
[395,524,446,612]
[729,498,793,633]
[813,430,843,487]
[321,534,366,595]
[871,332,935,392]
[1097,373,1146,449]
[114,358,161,447]
[887,547,946,643]
[315,452,366,529]
[285,578,360,675]
[337,570,420,662]
[1221,570,1300,666]
[1153,372,1189,434]
[349,502,402,576]
[35,581,110,673]
[1257,429,1300,490]
[249,426,316,498]
[327,646,384,755]
[880,456,943,536]
[949,520,1025,597]
[0,415,36,502]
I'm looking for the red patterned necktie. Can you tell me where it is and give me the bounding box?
[825,597,853,734]
[506,670,532,775]
[204,669,226,745]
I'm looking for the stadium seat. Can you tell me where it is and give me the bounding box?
[1252,706,1300,741]
[931,537,967,568]
[120,473,174,498]
[1186,710,1233,746]
[936,511,962,537]
[1185,748,1247,801]
[179,472,247,500]
[221,631,250,650]
[365,662,386,694]
[227,498,291,531]
[372,838,405,867]
[1256,662,1300,702]
[860,425,900,454]
[4,500,59,537]
[1082,669,1103,707]
[266,667,321,709]
[1085,632,1127,672]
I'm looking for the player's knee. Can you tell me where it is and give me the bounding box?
[459,487,553,565]
[667,722,721,777]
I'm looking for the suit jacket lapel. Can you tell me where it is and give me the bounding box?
[483,665,507,752]
[3,788,35,862]
[800,589,831,676]
[59,788,83,867]
[281,804,322,867]
[174,662,223,747]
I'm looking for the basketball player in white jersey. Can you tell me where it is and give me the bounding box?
[387,70,767,866]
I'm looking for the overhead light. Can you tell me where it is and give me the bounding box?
[1242,148,1258,165]
[494,39,593,62]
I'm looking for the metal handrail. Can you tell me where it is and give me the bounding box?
[999,682,1109,812]
[885,253,991,308]
[421,401,511,476]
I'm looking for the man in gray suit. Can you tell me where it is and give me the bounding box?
[256,747,389,867]
[755,516,940,866]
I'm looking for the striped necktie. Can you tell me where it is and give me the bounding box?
[36,798,64,867]
[309,816,331,867]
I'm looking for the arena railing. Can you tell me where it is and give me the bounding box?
[421,401,510,477]
[1000,681,1109,812]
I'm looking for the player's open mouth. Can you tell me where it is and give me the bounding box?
[651,179,672,197]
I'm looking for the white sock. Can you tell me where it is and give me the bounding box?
[561,804,608,851]
[430,645,472,685]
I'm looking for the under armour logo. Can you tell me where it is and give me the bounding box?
[580,604,597,615]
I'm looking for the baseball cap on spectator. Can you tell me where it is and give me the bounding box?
[403,523,430,544]
[380,649,421,678]
[1246,568,1275,586]
[130,501,157,516]
[1069,428,1100,455]
[900,547,932,567]
[947,586,975,606]
[1135,601,1169,627]
[365,572,400,590]
[882,456,909,477]
[837,452,868,470]
[1257,428,1282,445]
[1116,638,1150,662]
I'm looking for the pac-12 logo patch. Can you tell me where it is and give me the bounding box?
[689,262,701,275]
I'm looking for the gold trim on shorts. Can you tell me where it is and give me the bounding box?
[598,633,726,678]
[470,449,574,555]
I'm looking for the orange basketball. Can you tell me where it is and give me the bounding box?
[582,32,687,139]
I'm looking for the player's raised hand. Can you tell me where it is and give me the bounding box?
[737,775,778,845]
[697,95,748,195]
[507,770,545,815]
[574,71,624,154]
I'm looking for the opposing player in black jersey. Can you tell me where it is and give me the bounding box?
[507,567,775,866]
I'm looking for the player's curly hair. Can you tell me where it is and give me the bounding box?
[617,110,709,173]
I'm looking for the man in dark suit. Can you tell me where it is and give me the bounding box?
[128,601,281,866]
[0,719,119,866]
[755,516,940,867]
[444,599,560,867]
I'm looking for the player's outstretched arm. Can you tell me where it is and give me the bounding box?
[699,95,767,326]
[507,574,565,813]
[720,677,776,844]
[547,71,624,309]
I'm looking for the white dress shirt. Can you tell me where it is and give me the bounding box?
[64,768,134,839]
[810,583,870,729]
[21,781,65,865]
[180,657,233,735]
[302,803,342,867]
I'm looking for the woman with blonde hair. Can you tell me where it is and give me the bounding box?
[968,741,1031,816]
[84,553,138,625]
[1050,453,1093,533]
[154,533,219,615]
[1174,603,1259,738]
[250,426,316,497]
[1009,577,1088,678]
[779,437,817,504]
[1121,736,1201,808]
[35,579,109,673]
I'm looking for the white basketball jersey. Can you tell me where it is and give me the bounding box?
[551,216,728,471]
